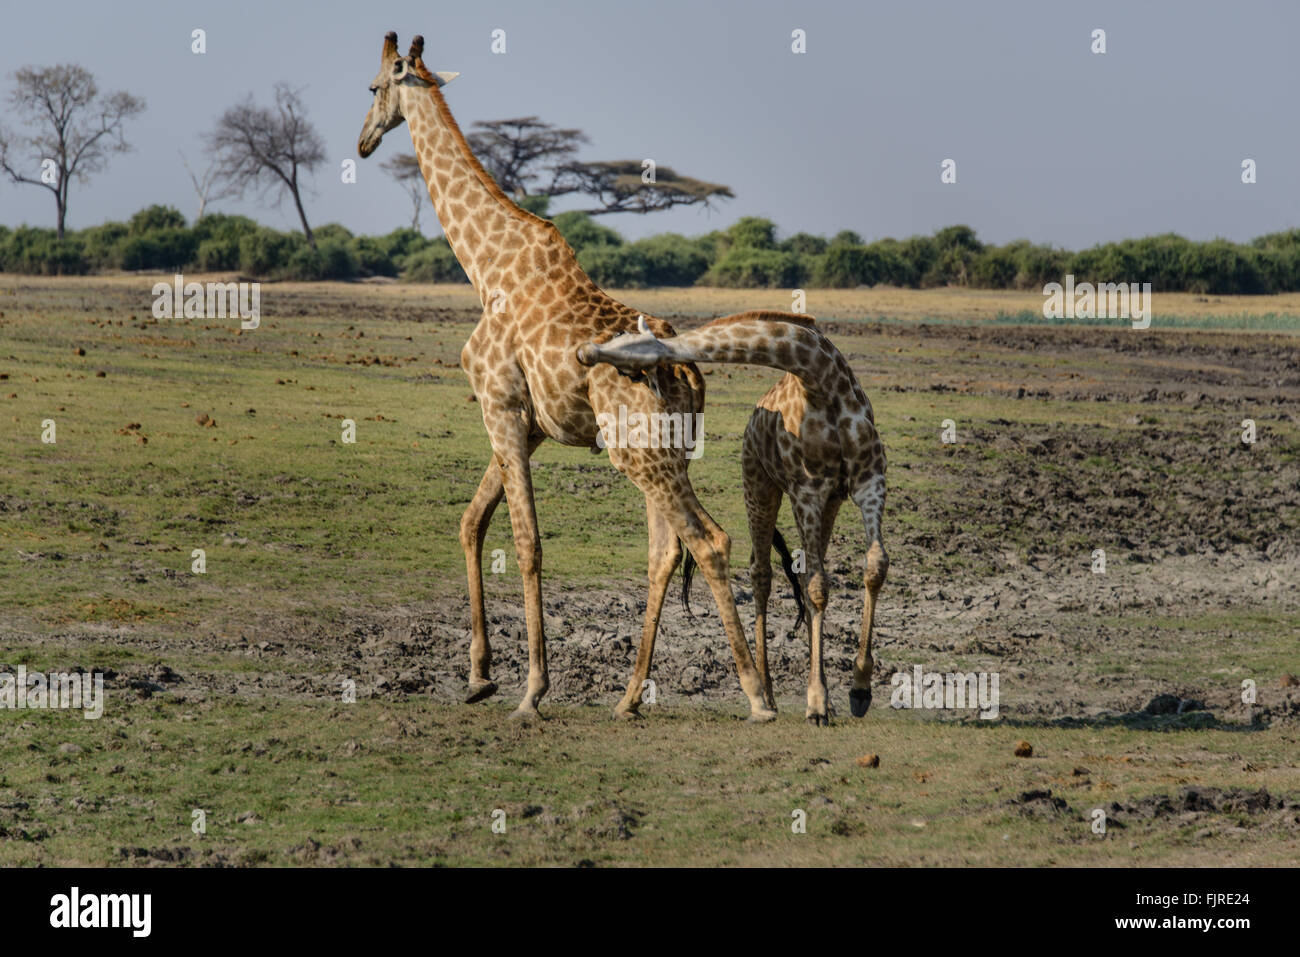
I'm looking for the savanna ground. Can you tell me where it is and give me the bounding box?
[1,275,1298,866]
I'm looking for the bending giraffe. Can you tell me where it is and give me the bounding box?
[357,32,774,721]
[578,312,888,726]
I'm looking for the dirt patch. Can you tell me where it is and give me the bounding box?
[1105,787,1300,834]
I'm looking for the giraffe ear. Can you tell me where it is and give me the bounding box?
[434,71,460,87]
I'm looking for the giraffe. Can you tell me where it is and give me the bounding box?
[577,312,888,726]
[357,32,775,721]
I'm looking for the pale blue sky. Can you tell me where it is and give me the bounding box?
[0,0,1296,247]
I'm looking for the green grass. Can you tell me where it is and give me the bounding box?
[2,280,1298,866]
[2,698,1297,867]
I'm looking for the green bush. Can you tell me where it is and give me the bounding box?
[284,240,358,281]
[350,236,398,278]
[726,216,778,250]
[815,244,883,287]
[578,244,647,287]
[129,205,187,234]
[1010,242,1070,290]
[196,238,241,272]
[400,238,469,283]
[693,230,728,264]
[863,239,916,287]
[1177,239,1268,294]
[79,222,130,269]
[1257,245,1300,292]
[8,204,1300,291]
[705,247,804,287]
[971,247,1018,288]
[313,223,354,244]
[191,214,260,244]
[238,230,304,276]
[921,246,977,287]
[120,228,198,271]
[897,236,937,285]
[629,234,709,286]
[780,232,828,256]
[1,229,91,275]
[379,228,430,260]
[933,224,982,254]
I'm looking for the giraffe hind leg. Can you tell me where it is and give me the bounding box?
[851,475,888,718]
[614,501,681,719]
[745,465,782,712]
[791,490,833,726]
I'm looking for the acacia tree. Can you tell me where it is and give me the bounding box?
[549,160,734,216]
[0,65,145,239]
[379,153,425,231]
[206,84,324,247]
[466,117,588,196]
[465,116,732,216]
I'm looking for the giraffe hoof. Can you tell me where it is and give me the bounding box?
[464,680,498,704]
[509,706,543,722]
[805,712,830,727]
[849,688,872,718]
[612,707,644,722]
[745,708,778,724]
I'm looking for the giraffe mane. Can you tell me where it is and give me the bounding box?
[409,59,569,245]
[704,310,819,331]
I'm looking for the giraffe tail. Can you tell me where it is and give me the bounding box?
[577,311,857,399]
[680,529,805,631]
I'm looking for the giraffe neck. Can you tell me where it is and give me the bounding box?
[401,82,557,304]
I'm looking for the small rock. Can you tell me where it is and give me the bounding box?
[1014,740,1033,758]
[855,754,880,769]
[58,743,83,755]
[1281,674,1299,688]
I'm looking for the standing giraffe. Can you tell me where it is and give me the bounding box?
[578,312,888,726]
[357,32,775,721]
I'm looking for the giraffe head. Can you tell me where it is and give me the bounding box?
[577,316,674,371]
[358,32,459,158]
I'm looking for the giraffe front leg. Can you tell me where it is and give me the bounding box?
[482,411,549,720]
[459,460,505,703]
[851,478,888,718]
[852,539,888,717]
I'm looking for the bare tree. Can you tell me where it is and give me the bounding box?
[179,149,236,220]
[206,84,324,247]
[0,64,145,239]
[380,153,425,231]
[464,115,731,217]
